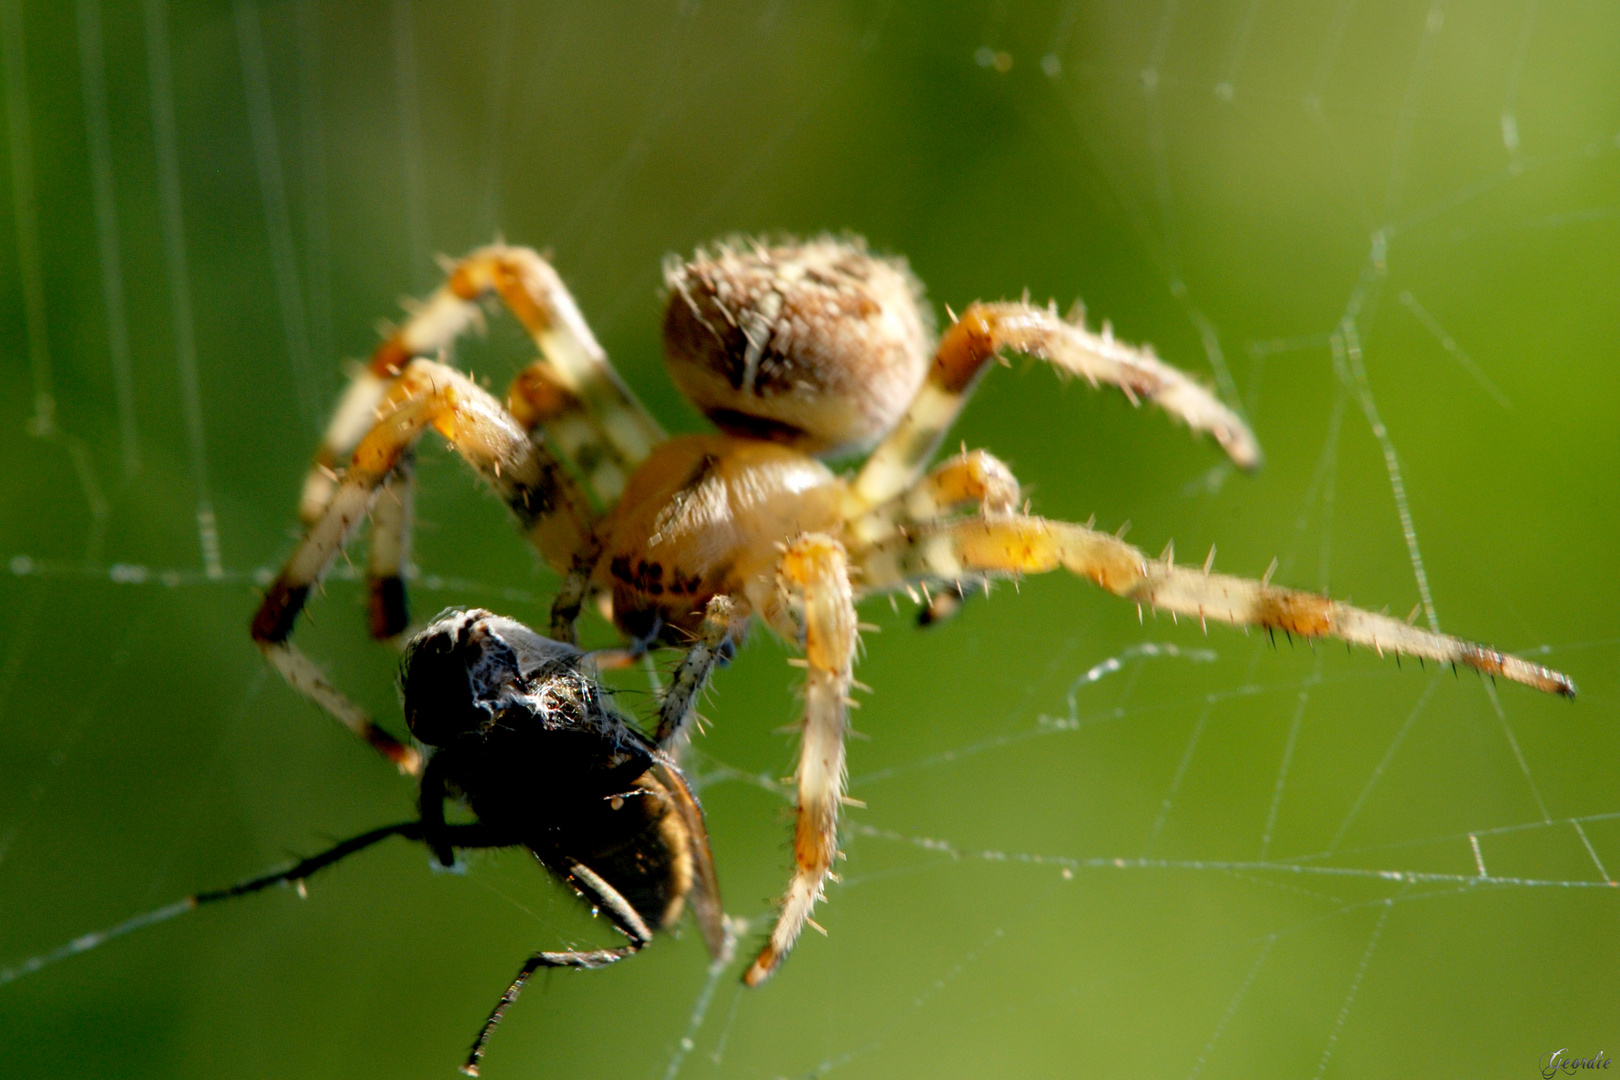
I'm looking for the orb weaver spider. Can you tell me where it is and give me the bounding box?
[248,236,1574,1073]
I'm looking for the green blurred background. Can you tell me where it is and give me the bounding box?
[1,1,1616,1076]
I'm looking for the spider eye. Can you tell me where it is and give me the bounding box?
[662,236,933,456]
[400,610,518,746]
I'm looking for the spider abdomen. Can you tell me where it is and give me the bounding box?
[662,237,934,456]
[600,433,844,642]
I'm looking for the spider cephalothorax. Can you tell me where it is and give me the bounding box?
[250,235,1574,1072]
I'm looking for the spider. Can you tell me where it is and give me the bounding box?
[249,235,1575,1069]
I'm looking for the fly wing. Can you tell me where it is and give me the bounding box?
[649,753,728,961]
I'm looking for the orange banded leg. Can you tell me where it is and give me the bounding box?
[846,302,1260,514]
[300,244,662,520]
[252,360,597,773]
[423,244,662,500]
[505,362,615,644]
[745,536,859,986]
[299,274,502,524]
[847,447,1021,547]
[847,448,1021,625]
[506,361,620,509]
[853,515,1576,698]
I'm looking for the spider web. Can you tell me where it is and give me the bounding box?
[0,1,1616,1077]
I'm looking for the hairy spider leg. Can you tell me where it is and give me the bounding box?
[846,301,1261,515]
[851,514,1577,697]
[301,244,662,523]
[372,349,616,642]
[504,362,611,643]
[365,452,415,638]
[844,448,1023,626]
[504,358,620,507]
[654,595,744,747]
[462,860,653,1078]
[295,246,656,640]
[846,447,1021,547]
[252,360,599,773]
[744,536,860,986]
[299,364,396,526]
[366,354,615,643]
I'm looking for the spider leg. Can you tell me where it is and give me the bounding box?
[298,363,395,526]
[506,359,623,506]
[315,249,639,640]
[545,544,603,645]
[301,245,661,522]
[461,860,652,1077]
[506,362,611,644]
[654,595,743,747]
[443,245,663,482]
[846,447,1021,546]
[846,302,1260,513]
[252,360,598,773]
[845,448,1020,627]
[850,513,1576,697]
[365,452,415,639]
[744,536,859,986]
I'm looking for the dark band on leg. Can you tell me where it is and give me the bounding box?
[251,580,310,644]
[368,575,409,640]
